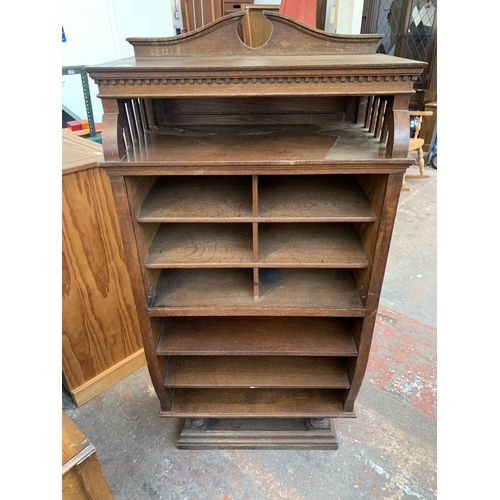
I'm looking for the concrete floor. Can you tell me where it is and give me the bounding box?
[62,163,437,500]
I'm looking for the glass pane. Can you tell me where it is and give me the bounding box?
[405,0,436,64]
[376,0,402,56]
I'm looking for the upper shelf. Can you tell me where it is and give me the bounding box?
[86,12,427,164]
[106,123,414,171]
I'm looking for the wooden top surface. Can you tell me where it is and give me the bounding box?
[62,132,103,175]
[62,411,89,465]
[87,53,424,72]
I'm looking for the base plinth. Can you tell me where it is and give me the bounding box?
[176,418,338,450]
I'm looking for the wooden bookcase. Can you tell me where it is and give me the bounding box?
[86,11,425,449]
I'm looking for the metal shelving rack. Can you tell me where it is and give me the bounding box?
[62,65,99,142]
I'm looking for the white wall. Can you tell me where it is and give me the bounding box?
[324,0,364,34]
[62,0,176,124]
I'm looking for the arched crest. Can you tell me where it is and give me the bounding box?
[127,11,383,57]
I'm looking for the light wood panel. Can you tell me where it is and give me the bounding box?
[62,133,144,406]
[62,411,113,500]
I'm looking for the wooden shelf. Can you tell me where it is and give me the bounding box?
[138,174,376,223]
[145,223,253,268]
[145,222,367,268]
[165,356,350,388]
[258,175,376,221]
[156,317,358,356]
[167,388,350,418]
[118,123,403,167]
[149,268,365,316]
[137,176,253,222]
[258,223,368,267]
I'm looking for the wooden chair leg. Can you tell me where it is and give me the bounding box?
[406,147,430,180]
[401,172,410,191]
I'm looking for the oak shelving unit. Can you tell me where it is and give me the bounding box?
[87,11,425,449]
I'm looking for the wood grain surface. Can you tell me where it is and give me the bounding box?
[62,411,113,499]
[165,356,350,388]
[62,134,144,406]
[169,388,348,417]
[137,176,253,222]
[157,317,357,356]
[145,223,253,267]
[150,268,364,315]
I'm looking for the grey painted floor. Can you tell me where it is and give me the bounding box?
[62,163,437,499]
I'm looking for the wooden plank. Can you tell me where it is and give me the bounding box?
[258,174,376,221]
[138,176,253,222]
[157,317,357,356]
[62,411,113,500]
[162,113,349,126]
[97,162,411,177]
[258,268,363,310]
[138,174,376,222]
[119,123,395,166]
[253,267,259,301]
[152,268,253,308]
[150,268,364,316]
[124,176,161,293]
[62,468,90,499]
[74,454,114,500]
[343,172,404,412]
[62,411,88,466]
[258,223,368,267]
[62,156,144,406]
[165,356,350,388]
[108,175,173,411]
[144,222,367,268]
[65,349,146,407]
[168,388,350,417]
[156,96,347,119]
[145,223,253,267]
[62,133,103,175]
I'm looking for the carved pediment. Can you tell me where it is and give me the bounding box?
[127,11,383,58]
